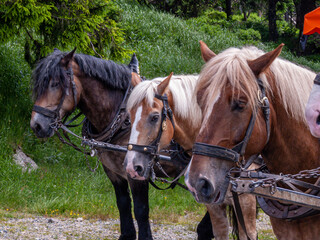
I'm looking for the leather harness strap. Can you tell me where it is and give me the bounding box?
[83,83,132,143]
[232,191,249,239]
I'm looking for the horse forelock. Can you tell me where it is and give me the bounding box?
[32,51,68,100]
[197,46,316,126]
[127,75,202,127]
[32,51,131,100]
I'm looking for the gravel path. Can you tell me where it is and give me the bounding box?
[0,212,274,240]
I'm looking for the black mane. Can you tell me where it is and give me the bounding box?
[32,50,131,100]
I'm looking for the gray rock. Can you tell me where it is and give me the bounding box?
[13,148,38,173]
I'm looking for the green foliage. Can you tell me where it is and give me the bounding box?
[0,41,32,135]
[136,0,213,18]
[0,0,130,66]
[203,9,227,21]
[237,29,261,44]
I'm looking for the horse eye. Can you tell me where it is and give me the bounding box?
[231,100,247,111]
[50,81,60,88]
[150,114,159,123]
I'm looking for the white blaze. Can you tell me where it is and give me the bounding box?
[126,106,143,176]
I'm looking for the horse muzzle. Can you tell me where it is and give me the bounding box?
[124,151,151,180]
[30,113,55,138]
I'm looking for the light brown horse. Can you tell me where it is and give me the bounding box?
[125,71,258,239]
[185,43,320,240]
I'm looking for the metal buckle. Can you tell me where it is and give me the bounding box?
[258,90,268,106]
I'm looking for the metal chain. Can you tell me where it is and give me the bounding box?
[104,112,124,142]
[229,167,320,191]
[84,149,100,172]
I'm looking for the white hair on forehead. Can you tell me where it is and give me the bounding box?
[127,75,202,127]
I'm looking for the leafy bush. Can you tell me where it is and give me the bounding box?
[237,28,261,44]
[0,0,130,66]
[203,9,227,21]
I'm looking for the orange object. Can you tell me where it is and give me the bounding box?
[303,7,320,35]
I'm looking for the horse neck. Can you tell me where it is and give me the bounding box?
[77,75,125,133]
[262,92,320,174]
[168,94,200,151]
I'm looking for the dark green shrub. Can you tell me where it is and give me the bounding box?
[237,29,261,44]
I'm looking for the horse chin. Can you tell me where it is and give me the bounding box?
[196,189,224,204]
[33,127,54,139]
[196,178,229,204]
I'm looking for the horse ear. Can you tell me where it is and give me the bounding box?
[247,43,284,76]
[157,72,173,96]
[131,72,142,87]
[128,53,140,75]
[199,40,216,62]
[61,47,77,67]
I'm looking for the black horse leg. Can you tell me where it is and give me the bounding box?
[103,166,136,240]
[129,178,153,240]
[197,211,214,240]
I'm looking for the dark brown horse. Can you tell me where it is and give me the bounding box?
[185,43,320,239]
[30,49,212,240]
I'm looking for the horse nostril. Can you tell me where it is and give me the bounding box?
[197,178,214,198]
[316,115,320,125]
[134,165,144,176]
[34,123,42,133]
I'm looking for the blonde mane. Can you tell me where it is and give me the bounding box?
[127,75,202,126]
[197,46,316,125]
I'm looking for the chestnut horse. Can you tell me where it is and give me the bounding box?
[185,43,320,240]
[30,49,211,240]
[125,72,258,239]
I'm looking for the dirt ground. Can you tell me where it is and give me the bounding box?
[0,211,275,240]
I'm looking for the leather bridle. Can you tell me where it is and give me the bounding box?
[32,67,77,124]
[127,93,191,190]
[192,78,271,169]
[127,93,175,157]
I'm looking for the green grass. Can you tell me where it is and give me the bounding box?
[0,37,205,222]
[119,0,320,77]
[0,0,319,232]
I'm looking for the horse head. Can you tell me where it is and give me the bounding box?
[30,48,80,138]
[185,44,284,204]
[125,73,175,180]
[30,48,139,139]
